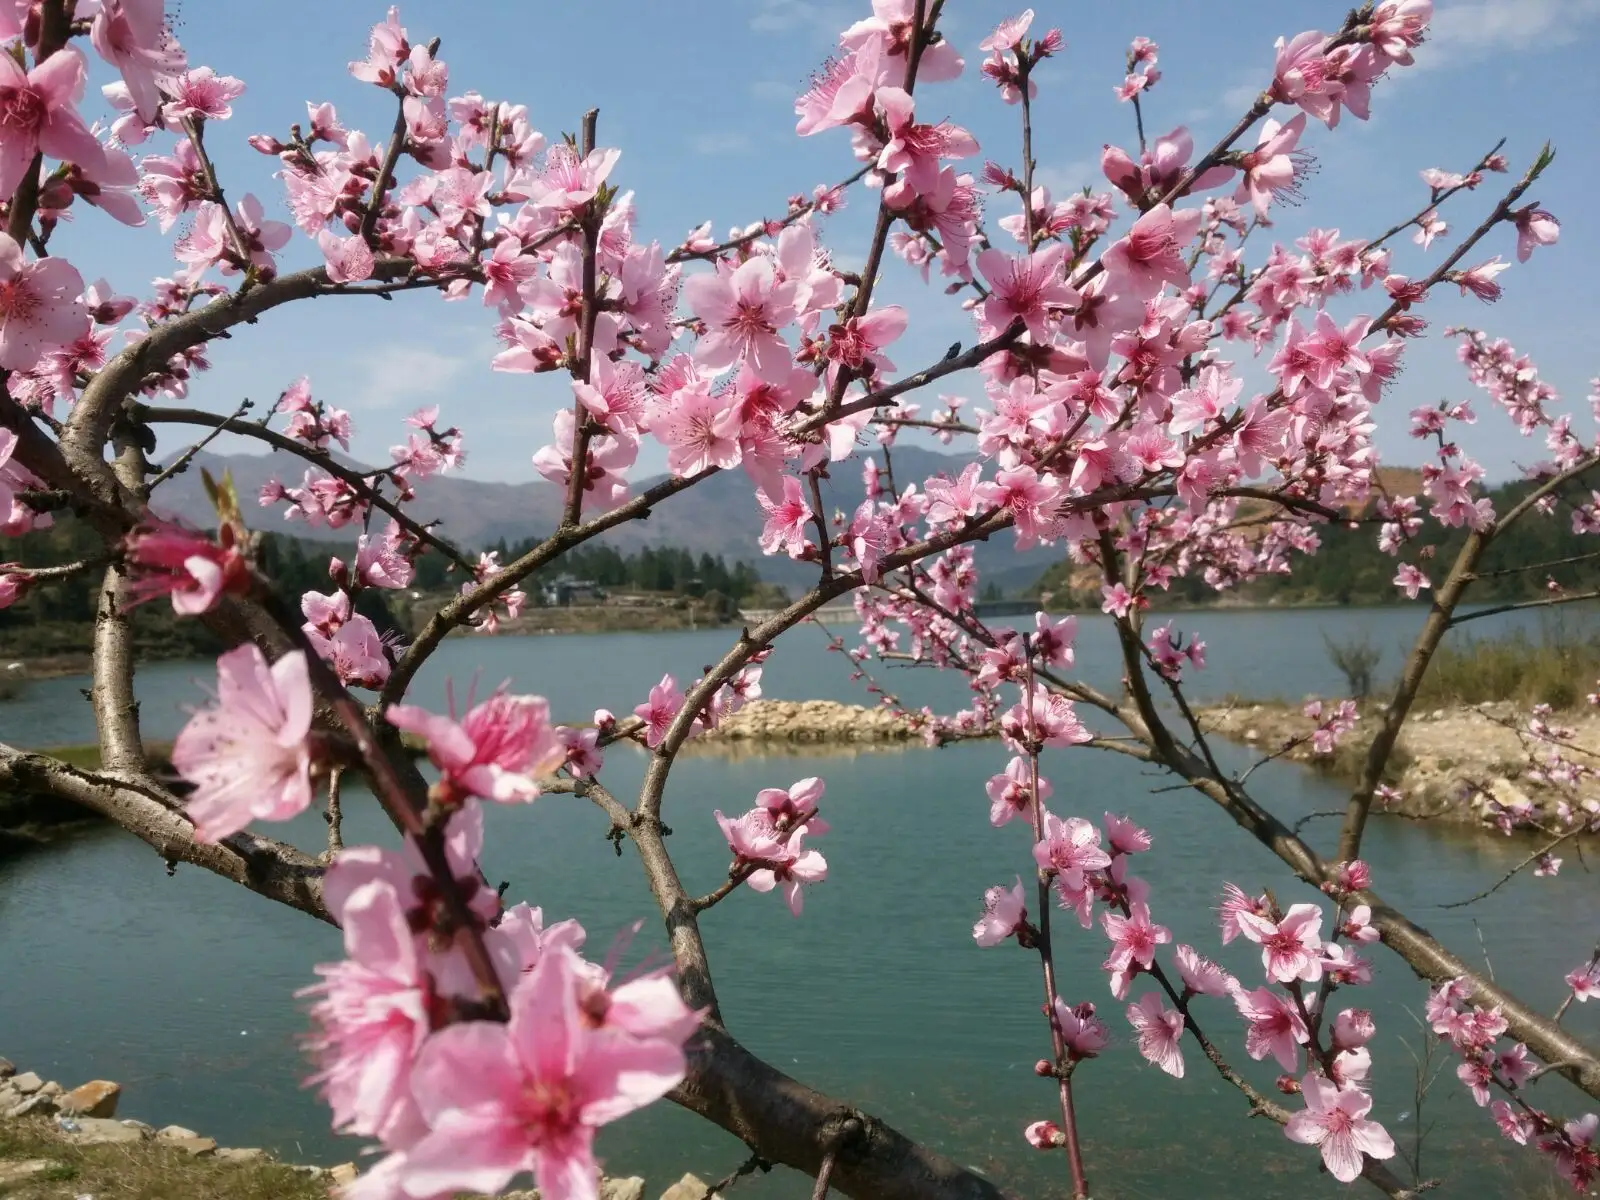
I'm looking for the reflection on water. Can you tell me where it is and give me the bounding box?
[2,609,1596,1198]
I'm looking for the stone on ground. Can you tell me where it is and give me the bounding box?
[328,1162,360,1186]
[5,1093,57,1120]
[57,1079,120,1118]
[167,1135,218,1157]
[660,1173,721,1200]
[156,1124,201,1141]
[64,1116,144,1145]
[8,1071,42,1094]
[601,1178,647,1200]
[215,1146,271,1164]
[0,1057,15,1077]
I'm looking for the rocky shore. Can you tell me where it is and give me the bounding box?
[0,1057,725,1198]
[698,698,922,745]
[1196,699,1600,827]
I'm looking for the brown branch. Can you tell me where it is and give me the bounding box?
[562,109,603,530]
[139,405,477,574]
[62,259,469,502]
[1439,826,1586,909]
[665,163,874,265]
[358,43,440,243]
[146,398,252,491]
[1336,451,1600,863]
[1448,589,1600,628]
[1365,138,1508,253]
[179,115,250,262]
[0,744,329,922]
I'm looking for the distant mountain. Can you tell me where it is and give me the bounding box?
[150,445,1066,591]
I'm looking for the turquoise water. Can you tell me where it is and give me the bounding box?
[1,609,1595,1197]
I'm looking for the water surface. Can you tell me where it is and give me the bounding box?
[2,608,1594,1198]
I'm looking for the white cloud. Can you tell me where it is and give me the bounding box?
[1186,73,1266,124]
[690,131,754,156]
[351,344,474,411]
[1422,0,1600,67]
[747,0,852,37]
[1034,159,1097,197]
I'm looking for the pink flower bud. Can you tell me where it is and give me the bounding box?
[1024,1120,1065,1149]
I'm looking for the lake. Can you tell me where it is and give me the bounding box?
[2,606,1595,1198]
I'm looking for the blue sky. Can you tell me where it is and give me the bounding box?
[55,0,1600,483]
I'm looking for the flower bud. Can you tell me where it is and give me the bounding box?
[1024,1120,1065,1149]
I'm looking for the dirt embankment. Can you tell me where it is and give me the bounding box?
[1197,699,1600,826]
[698,699,922,745]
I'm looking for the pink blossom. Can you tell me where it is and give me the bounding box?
[1234,114,1308,218]
[1492,1099,1537,1146]
[356,522,415,590]
[1175,945,1231,996]
[713,809,828,915]
[1103,812,1150,855]
[758,476,813,558]
[386,688,564,804]
[1332,1009,1375,1051]
[91,0,187,123]
[1101,903,1171,975]
[0,565,27,609]
[1219,883,1269,944]
[974,465,1063,549]
[300,879,431,1148]
[1127,992,1185,1078]
[986,754,1050,826]
[1100,582,1136,618]
[165,67,245,122]
[633,674,685,748]
[1547,1114,1600,1193]
[1341,904,1380,944]
[823,306,907,379]
[400,943,688,1200]
[309,612,390,690]
[172,645,313,843]
[0,233,87,371]
[1567,960,1600,1003]
[532,410,635,513]
[1233,985,1310,1071]
[755,776,828,833]
[874,87,977,202]
[977,243,1074,340]
[1284,1072,1396,1183]
[318,230,376,284]
[685,257,797,384]
[655,374,742,476]
[348,7,409,87]
[973,877,1029,947]
[1053,998,1110,1060]
[0,48,107,199]
[125,519,249,615]
[846,499,888,583]
[1236,902,1325,984]
[794,46,881,136]
[1514,207,1559,262]
[1033,812,1112,877]
[1101,203,1202,300]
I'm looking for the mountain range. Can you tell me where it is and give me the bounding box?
[151,445,1064,592]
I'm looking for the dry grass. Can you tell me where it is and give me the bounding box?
[0,1117,327,1200]
[1414,623,1600,710]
